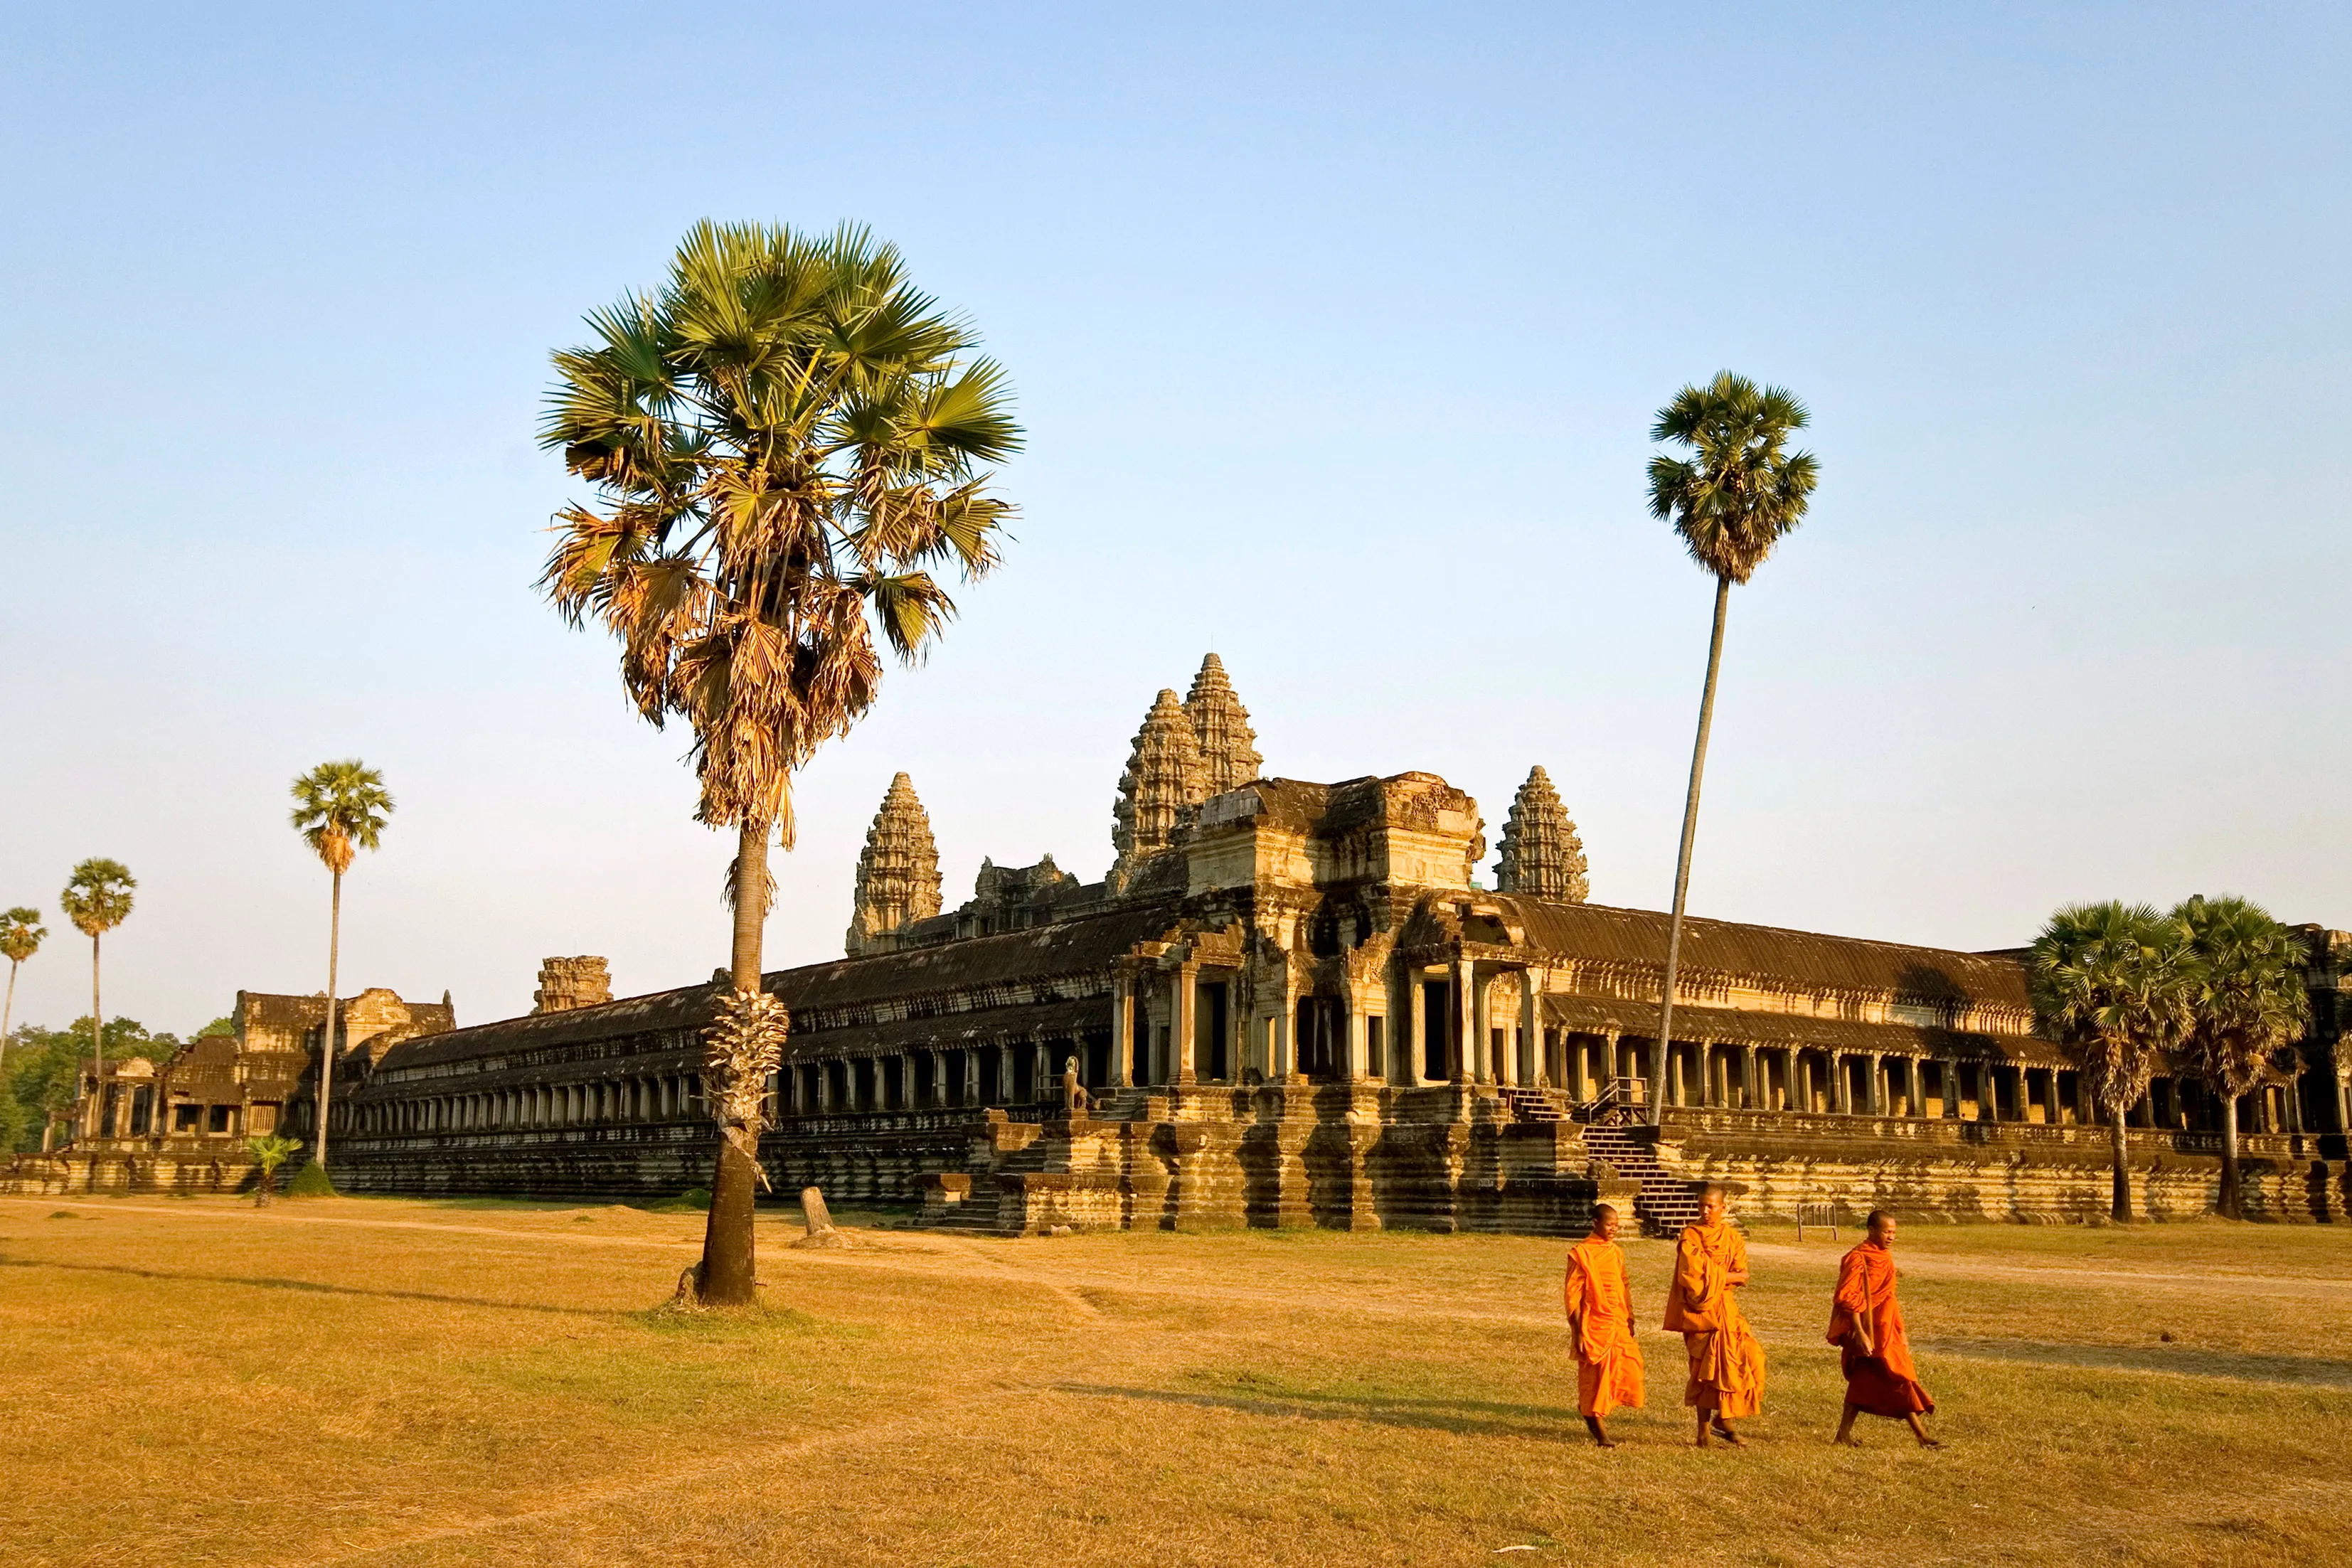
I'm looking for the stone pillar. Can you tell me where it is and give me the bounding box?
[1864,1054,1882,1117]
[1469,967,1491,1084]
[1519,972,1543,1087]
[1980,1063,1999,1124]
[1174,964,1198,1085]
[1112,971,1136,1089]
[1401,973,1420,1086]
[1742,1045,1760,1111]
[1452,959,1474,1085]
[1346,997,1369,1082]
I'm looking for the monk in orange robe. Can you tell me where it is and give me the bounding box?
[1563,1202,1644,1446]
[1830,1210,1939,1448]
[1663,1183,1766,1447]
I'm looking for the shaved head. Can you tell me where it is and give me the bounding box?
[1589,1202,1621,1241]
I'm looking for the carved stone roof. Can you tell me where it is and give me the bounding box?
[846,772,944,956]
[1495,766,1588,903]
[1184,654,1262,796]
[1112,689,1205,887]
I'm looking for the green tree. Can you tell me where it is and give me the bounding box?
[245,1134,303,1205]
[2028,901,2198,1222]
[194,1015,237,1038]
[2173,895,2311,1220]
[1,906,44,1077]
[541,220,1019,1303]
[3,1017,164,1152]
[58,860,135,1144]
[289,760,395,1175]
[1643,373,1820,1124]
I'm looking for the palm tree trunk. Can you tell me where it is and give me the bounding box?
[1,957,18,1077]
[699,817,772,1306]
[2218,1092,2242,1220]
[85,934,102,1144]
[2109,1107,2132,1223]
[315,870,342,1170]
[1653,574,1732,1126]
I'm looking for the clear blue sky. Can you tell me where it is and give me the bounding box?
[3,4,2345,1033]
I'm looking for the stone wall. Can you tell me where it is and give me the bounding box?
[1656,1109,2351,1224]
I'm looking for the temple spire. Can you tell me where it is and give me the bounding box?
[1111,688,1206,890]
[1495,765,1589,902]
[1183,652,1262,796]
[845,772,944,956]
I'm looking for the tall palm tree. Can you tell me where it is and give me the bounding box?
[2173,895,2309,1220]
[1643,373,1819,1124]
[541,220,1019,1306]
[2028,901,2198,1222]
[58,860,135,1143]
[1,906,43,1077]
[289,760,395,1175]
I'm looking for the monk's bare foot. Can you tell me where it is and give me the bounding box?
[1584,1417,1616,1449]
[1711,1423,1747,1448]
[1915,1436,1942,1449]
[1834,1435,1863,1448]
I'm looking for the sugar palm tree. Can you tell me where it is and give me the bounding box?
[1644,373,1819,1124]
[1,906,44,1076]
[2173,895,2309,1220]
[58,860,135,1143]
[289,760,395,1175]
[541,220,1019,1305]
[2028,901,2198,1222]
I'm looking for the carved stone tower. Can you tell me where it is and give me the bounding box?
[1494,765,1589,902]
[846,772,944,956]
[532,956,612,1014]
[1183,652,1262,796]
[1111,688,1206,891]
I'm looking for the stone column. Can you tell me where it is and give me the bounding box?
[1452,959,1474,1085]
[1174,964,1198,1085]
[1469,966,1491,1084]
[1979,1063,1999,1124]
[1519,971,1543,1087]
[1409,976,1429,1084]
[1112,971,1136,1089]
[1863,1054,1882,1116]
[1742,1045,1760,1111]
[1346,995,1369,1082]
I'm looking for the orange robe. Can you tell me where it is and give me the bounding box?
[1662,1220,1765,1418]
[1563,1237,1646,1419]
[1828,1240,1933,1417]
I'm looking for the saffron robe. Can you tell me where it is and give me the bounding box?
[1662,1220,1765,1418]
[1563,1237,1646,1419]
[1828,1239,1934,1417]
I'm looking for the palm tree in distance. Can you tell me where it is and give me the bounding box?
[2028,901,2198,1223]
[1643,373,1820,1124]
[58,860,135,1143]
[289,760,395,1176]
[2174,895,2309,1219]
[541,220,1020,1306]
[1,905,46,1076]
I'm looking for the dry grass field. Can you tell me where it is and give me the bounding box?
[1,1193,2345,1568]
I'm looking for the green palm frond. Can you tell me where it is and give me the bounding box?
[289,761,395,875]
[1,907,44,966]
[540,220,1021,833]
[2028,900,2199,1117]
[2173,894,2310,1098]
[1646,371,1819,585]
[60,859,135,939]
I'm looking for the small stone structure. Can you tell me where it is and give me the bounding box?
[532,957,612,1014]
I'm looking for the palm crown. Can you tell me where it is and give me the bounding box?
[2173,895,2309,1099]
[290,761,395,877]
[60,860,135,939]
[1647,372,1821,584]
[1,907,43,966]
[539,220,1021,845]
[2028,900,2198,1112]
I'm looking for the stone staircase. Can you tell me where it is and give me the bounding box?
[1578,1124,1704,1237]
[1497,1086,1574,1124]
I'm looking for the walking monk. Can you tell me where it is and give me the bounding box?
[1829,1210,1940,1448]
[1562,1202,1644,1446]
[1662,1184,1766,1448]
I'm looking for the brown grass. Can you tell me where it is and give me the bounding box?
[1,1194,2345,1567]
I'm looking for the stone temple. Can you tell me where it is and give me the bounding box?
[16,655,2352,1231]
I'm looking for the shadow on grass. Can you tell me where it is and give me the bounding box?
[0,1255,627,1321]
[1922,1337,2352,1389]
[1055,1382,1578,1439]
